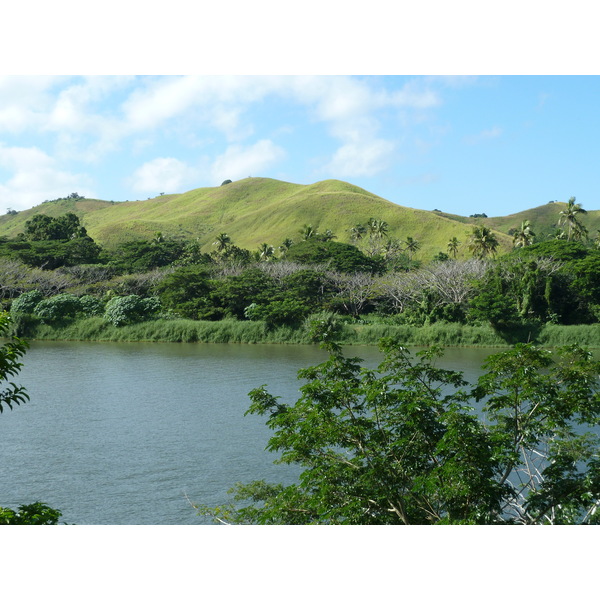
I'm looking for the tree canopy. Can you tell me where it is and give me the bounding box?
[198,336,600,524]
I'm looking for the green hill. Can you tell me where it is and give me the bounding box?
[439,201,600,242]
[0,177,515,260]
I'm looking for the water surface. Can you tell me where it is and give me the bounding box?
[1,341,497,524]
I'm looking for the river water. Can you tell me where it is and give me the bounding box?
[0,341,499,524]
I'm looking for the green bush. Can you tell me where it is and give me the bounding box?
[245,298,310,330]
[10,290,44,315]
[34,293,82,324]
[104,295,161,327]
[0,502,62,525]
[79,295,105,317]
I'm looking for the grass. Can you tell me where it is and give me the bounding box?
[0,177,513,260]
[23,317,600,348]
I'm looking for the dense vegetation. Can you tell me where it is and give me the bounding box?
[197,336,600,524]
[2,196,600,347]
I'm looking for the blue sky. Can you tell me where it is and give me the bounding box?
[1,75,598,217]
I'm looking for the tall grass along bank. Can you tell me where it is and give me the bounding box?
[18,317,600,348]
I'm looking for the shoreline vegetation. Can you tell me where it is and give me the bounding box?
[17,317,600,348]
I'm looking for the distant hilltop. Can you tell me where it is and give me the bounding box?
[0,177,597,260]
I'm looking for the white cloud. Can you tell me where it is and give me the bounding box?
[129,157,200,195]
[322,138,395,178]
[210,139,286,182]
[0,144,93,211]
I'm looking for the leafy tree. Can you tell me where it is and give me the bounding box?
[198,338,600,524]
[155,266,214,319]
[211,269,278,319]
[104,295,161,327]
[245,298,310,330]
[281,270,334,311]
[24,212,89,242]
[34,293,82,324]
[557,196,588,242]
[0,502,62,525]
[107,240,184,273]
[10,290,44,315]
[79,295,105,317]
[284,240,383,274]
[0,312,29,413]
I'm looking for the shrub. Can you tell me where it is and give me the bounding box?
[10,290,44,315]
[34,293,82,324]
[104,295,161,327]
[79,295,105,317]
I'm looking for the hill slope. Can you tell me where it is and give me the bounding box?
[439,201,600,241]
[0,178,513,259]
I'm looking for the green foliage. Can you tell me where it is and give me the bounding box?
[10,290,44,315]
[245,298,310,330]
[467,225,499,258]
[0,502,62,525]
[211,269,278,319]
[199,339,600,524]
[155,266,213,319]
[79,295,105,317]
[285,239,383,274]
[24,212,88,241]
[107,240,185,273]
[282,270,334,311]
[34,293,82,324]
[0,312,29,413]
[104,295,161,327]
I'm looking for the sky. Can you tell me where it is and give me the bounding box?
[1,74,598,218]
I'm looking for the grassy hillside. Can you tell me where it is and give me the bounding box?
[439,201,600,241]
[0,178,513,259]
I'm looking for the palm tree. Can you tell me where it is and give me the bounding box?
[278,238,294,256]
[349,224,367,243]
[258,243,275,261]
[320,229,337,242]
[367,218,389,240]
[512,220,536,248]
[467,226,499,259]
[558,196,588,241]
[381,238,403,261]
[404,236,420,260]
[300,224,317,241]
[213,232,232,253]
[447,237,461,259]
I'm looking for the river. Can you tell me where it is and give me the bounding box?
[1,341,500,524]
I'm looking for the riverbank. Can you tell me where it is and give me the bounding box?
[19,317,600,348]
